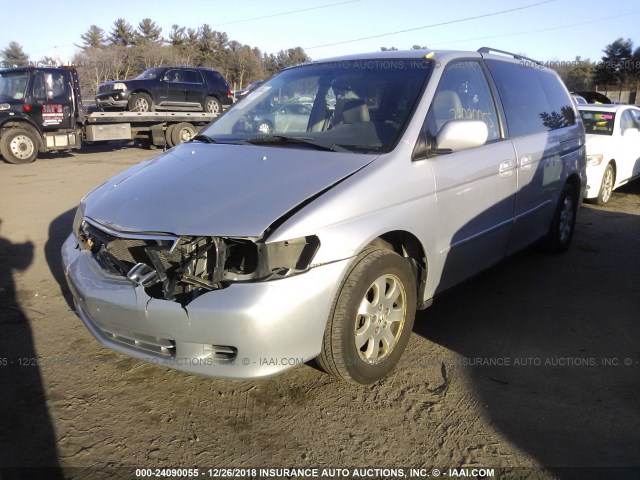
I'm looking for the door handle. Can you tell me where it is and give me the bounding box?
[520,155,533,169]
[499,160,513,177]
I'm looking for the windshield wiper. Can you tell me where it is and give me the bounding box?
[191,134,217,144]
[244,135,349,152]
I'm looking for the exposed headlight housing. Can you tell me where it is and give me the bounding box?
[72,201,86,237]
[587,154,603,166]
[75,219,321,306]
[112,82,127,91]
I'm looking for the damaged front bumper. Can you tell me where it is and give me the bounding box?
[62,233,350,380]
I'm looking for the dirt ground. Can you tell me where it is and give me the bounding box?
[0,145,639,480]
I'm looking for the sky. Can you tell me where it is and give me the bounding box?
[2,0,639,65]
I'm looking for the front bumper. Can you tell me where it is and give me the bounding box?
[584,162,607,199]
[62,234,350,380]
[95,91,130,108]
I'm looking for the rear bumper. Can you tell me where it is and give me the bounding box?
[62,234,350,380]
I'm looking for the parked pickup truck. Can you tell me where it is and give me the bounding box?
[0,66,218,164]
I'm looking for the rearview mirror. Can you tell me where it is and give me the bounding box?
[436,120,488,152]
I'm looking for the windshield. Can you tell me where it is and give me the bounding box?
[580,110,615,135]
[0,71,29,101]
[136,68,164,80]
[200,58,432,153]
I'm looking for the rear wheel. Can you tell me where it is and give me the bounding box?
[542,183,578,253]
[596,163,614,205]
[165,124,176,148]
[0,128,39,164]
[317,248,416,384]
[171,122,196,145]
[128,93,154,112]
[204,96,222,114]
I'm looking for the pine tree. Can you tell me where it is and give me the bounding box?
[79,25,105,50]
[108,18,135,47]
[1,41,29,67]
[136,18,162,45]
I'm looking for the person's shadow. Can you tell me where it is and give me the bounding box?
[0,220,64,479]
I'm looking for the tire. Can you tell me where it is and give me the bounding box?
[596,163,614,205]
[171,122,196,145]
[204,96,222,114]
[165,124,176,148]
[255,120,273,134]
[127,93,154,112]
[0,128,39,164]
[317,248,417,384]
[542,183,578,253]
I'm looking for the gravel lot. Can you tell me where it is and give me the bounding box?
[1,145,639,480]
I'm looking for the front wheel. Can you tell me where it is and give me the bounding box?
[542,183,578,253]
[128,93,154,112]
[0,128,39,164]
[596,163,615,205]
[255,121,273,134]
[317,248,417,384]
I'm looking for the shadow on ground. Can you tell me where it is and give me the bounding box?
[415,206,640,479]
[0,221,64,479]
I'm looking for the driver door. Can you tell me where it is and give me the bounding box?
[30,70,73,130]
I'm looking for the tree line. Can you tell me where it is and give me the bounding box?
[1,22,639,95]
[551,38,640,92]
[1,18,311,95]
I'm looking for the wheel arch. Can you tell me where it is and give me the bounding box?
[365,230,428,310]
[130,88,153,98]
[0,119,44,151]
[565,172,583,199]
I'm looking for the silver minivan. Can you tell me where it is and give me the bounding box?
[62,48,586,384]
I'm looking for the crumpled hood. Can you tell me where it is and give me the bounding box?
[84,142,375,237]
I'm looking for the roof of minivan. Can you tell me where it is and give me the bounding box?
[309,48,553,72]
[317,49,479,62]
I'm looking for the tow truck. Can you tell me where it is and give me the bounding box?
[0,66,218,164]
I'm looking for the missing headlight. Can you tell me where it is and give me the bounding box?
[76,219,320,306]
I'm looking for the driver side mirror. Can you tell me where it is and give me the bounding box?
[436,120,488,152]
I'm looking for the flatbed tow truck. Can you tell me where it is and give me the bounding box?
[0,66,219,164]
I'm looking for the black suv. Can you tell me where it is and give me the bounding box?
[95,66,233,113]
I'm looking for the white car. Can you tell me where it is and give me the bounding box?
[578,105,640,204]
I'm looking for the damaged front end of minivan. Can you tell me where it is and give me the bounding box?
[74,216,320,307]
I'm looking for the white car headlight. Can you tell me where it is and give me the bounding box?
[587,154,603,166]
[112,82,127,91]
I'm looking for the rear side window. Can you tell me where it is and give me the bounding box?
[486,60,575,137]
[183,70,202,84]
